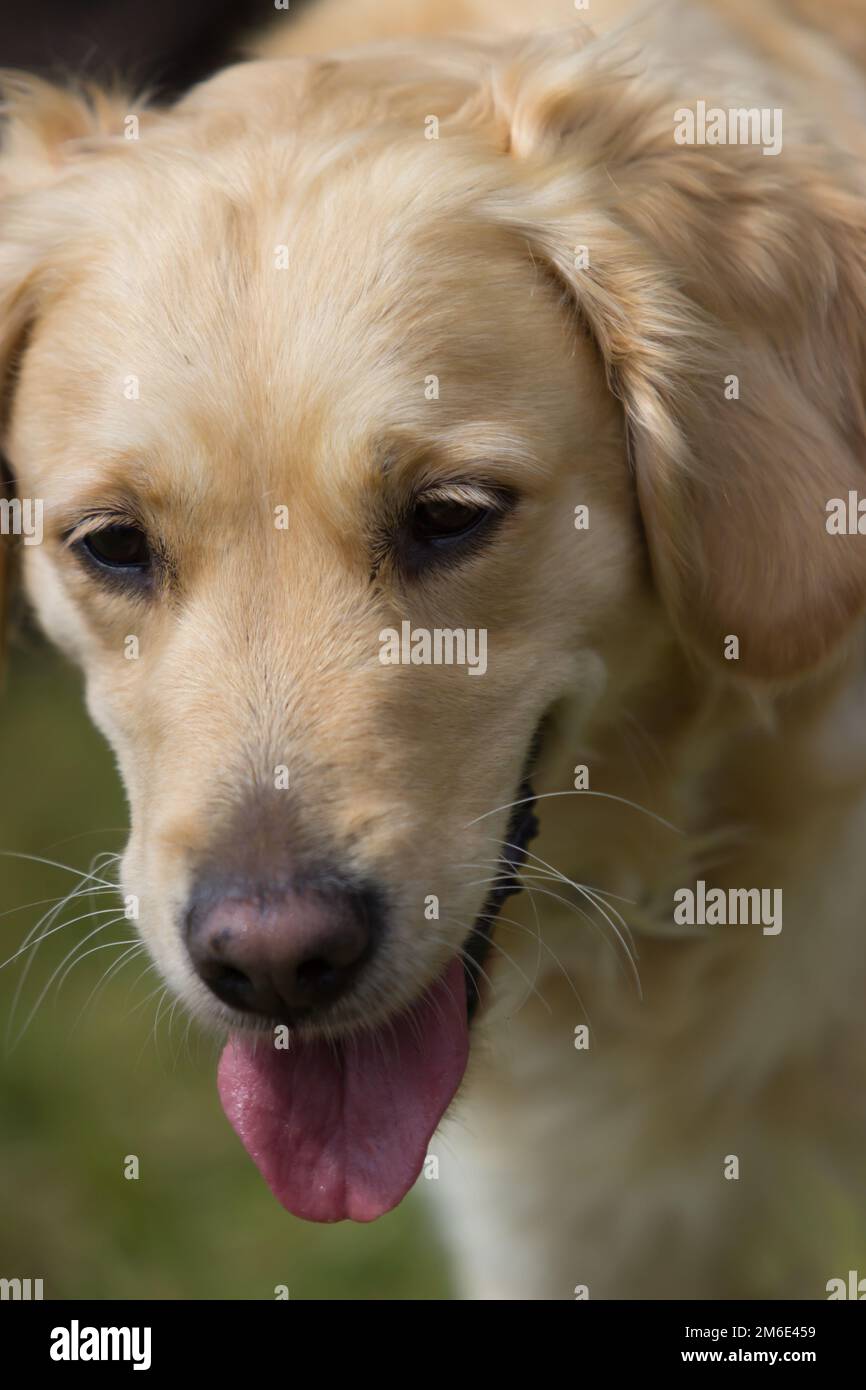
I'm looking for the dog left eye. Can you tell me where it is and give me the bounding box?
[81,524,152,571]
[409,497,493,545]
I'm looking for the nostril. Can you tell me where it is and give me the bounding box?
[296,955,343,998]
[215,965,251,993]
[198,960,256,1008]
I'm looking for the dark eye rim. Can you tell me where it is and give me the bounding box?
[409,496,495,546]
[75,523,153,575]
[397,484,517,576]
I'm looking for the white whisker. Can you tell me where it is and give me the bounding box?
[465,788,682,835]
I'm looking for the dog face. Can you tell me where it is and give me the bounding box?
[3,86,639,1036]
[3,33,866,1219]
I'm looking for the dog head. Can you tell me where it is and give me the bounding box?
[2,30,865,1218]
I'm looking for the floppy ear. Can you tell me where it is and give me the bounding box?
[492,33,866,679]
[0,74,138,671]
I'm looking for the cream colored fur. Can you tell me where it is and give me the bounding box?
[2,0,866,1298]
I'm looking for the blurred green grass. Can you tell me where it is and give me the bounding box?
[0,638,450,1299]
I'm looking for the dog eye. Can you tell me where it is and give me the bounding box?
[81,524,152,571]
[409,497,492,545]
[392,487,515,578]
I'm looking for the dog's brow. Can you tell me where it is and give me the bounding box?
[372,433,543,491]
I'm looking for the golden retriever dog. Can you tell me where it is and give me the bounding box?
[2,0,866,1299]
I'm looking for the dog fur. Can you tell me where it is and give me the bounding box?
[2,0,866,1298]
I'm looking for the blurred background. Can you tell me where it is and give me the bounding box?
[0,0,449,1299]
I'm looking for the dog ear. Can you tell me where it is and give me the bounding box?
[493,33,866,679]
[0,74,139,670]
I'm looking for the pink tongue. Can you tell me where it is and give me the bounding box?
[217,961,468,1222]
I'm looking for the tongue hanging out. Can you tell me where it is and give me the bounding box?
[217,780,539,1223]
[217,959,468,1223]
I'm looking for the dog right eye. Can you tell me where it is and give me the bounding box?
[80,524,152,571]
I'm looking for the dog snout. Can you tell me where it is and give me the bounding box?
[185,876,380,1021]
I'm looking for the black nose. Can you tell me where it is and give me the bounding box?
[185,876,379,1021]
